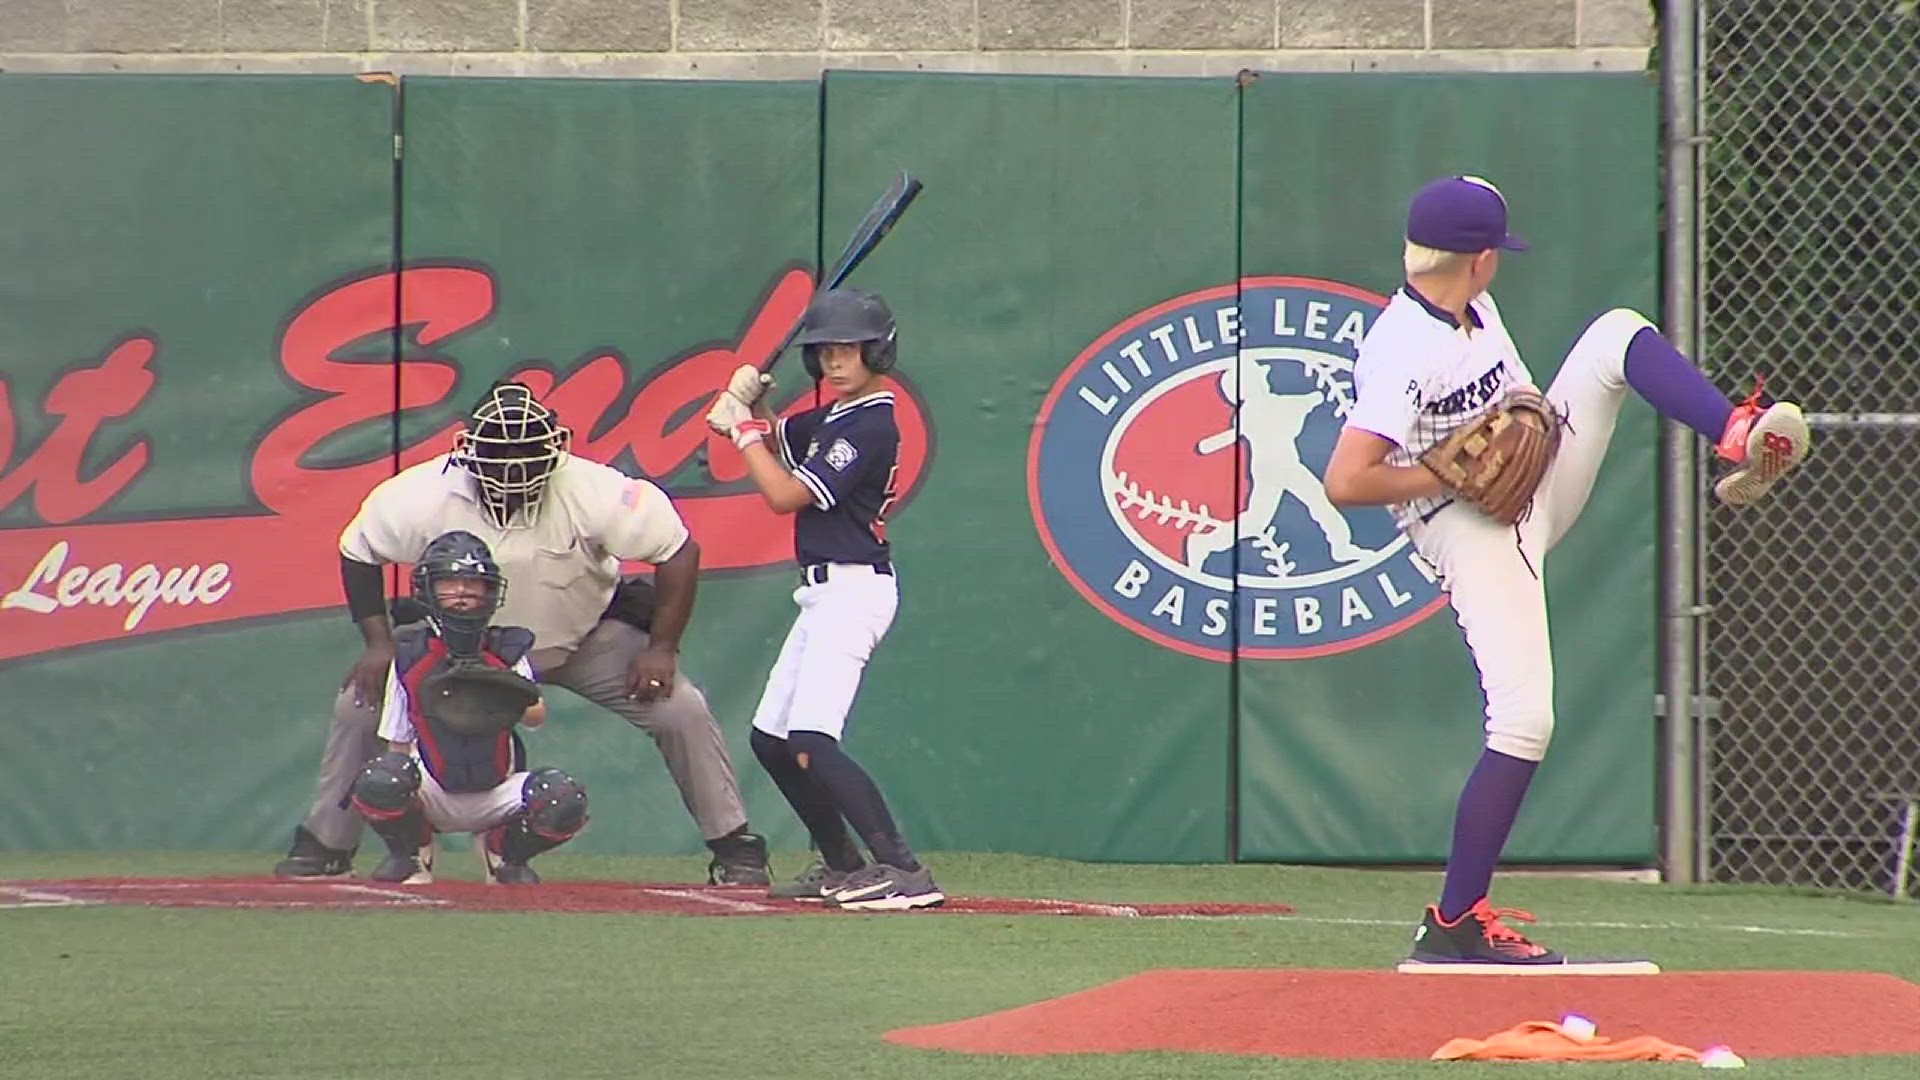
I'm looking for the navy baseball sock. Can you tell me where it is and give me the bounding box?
[787,731,921,872]
[749,729,866,873]
[1624,326,1734,442]
[1437,747,1539,922]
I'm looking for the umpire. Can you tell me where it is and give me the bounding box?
[272,381,772,884]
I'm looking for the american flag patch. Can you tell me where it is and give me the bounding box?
[620,482,642,510]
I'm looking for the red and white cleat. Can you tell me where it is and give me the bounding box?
[1714,379,1810,507]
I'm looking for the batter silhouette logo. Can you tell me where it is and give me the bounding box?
[1027,276,1448,662]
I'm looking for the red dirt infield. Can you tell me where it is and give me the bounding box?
[883,968,1920,1060]
[0,877,1293,918]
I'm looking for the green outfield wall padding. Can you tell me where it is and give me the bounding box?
[0,74,399,850]
[1232,73,1660,863]
[0,71,1659,865]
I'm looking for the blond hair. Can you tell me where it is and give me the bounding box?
[1403,241,1474,278]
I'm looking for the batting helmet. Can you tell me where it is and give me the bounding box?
[792,288,898,380]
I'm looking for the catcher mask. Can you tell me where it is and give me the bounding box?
[794,287,898,380]
[450,381,572,528]
[411,530,507,658]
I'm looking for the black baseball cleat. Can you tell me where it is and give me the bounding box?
[272,826,355,878]
[705,829,772,886]
[1406,900,1566,966]
[1396,899,1662,975]
[370,852,433,885]
[767,859,857,902]
[492,863,541,885]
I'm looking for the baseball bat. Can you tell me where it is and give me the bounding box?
[765,170,923,373]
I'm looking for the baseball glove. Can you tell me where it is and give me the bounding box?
[418,660,540,737]
[1420,386,1565,526]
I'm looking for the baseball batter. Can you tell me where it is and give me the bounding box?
[704,287,943,911]
[349,530,587,885]
[1324,175,1810,967]
[273,381,772,885]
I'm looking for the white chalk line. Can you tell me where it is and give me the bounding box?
[644,888,778,913]
[0,881,448,910]
[328,884,449,905]
[0,883,1885,938]
[960,899,1875,937]
[1260,914,1871,939]
[1000,899,1147,917]
[0,886,101,909]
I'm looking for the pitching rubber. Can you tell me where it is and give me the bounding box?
[1396,958,1662,976]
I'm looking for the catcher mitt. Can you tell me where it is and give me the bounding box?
[418,660,541,737]
[1420,386,1565,526]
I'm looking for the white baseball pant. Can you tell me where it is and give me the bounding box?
[750,564,899,741]
[1404,307,1655,762]
[415,766,530,834]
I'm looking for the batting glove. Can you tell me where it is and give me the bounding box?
[705,394,771,449]
[726,363,774,407]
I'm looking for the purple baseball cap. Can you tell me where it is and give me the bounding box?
[1405,175,1529,253]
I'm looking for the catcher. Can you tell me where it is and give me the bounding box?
[347,530,587,885]
[1324,175,1810,970]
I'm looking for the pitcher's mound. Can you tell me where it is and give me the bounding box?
[885,968,1920,1060]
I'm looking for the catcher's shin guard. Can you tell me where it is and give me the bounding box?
[480,768,589,880]
[522,768,588,840]
[350,751,432,856]
[481,814,568,875]
[364,801,431,858]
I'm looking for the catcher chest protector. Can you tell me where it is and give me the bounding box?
[396,624,536,794]
[794,288,898,380]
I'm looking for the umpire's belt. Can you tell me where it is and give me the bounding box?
[801,562,894,587]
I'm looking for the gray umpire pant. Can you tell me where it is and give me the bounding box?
[299,619,750,853]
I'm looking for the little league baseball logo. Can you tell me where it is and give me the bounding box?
[1028,276,1449,661]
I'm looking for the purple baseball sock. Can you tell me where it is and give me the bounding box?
[1437,748,1540,922]
[1623,326,1734,442]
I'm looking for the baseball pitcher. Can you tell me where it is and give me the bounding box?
[1324,175,1810,970]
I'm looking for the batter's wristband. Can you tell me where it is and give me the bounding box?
[732,418,772,449]
[341,556,388,622]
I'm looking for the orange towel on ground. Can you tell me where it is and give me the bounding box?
[1433,1020,1703,1062]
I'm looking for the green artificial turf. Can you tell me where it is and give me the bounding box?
[3,851,1916,1079]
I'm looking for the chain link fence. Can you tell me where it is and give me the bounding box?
[1698,0,1920,896]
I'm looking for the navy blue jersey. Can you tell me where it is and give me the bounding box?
[778,391,900,566]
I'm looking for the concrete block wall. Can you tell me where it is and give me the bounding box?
[0,1,1656,77]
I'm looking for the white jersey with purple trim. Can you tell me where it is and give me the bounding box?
[1344,285,1536,529]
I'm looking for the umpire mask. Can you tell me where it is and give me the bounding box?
[450,382,572,529]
